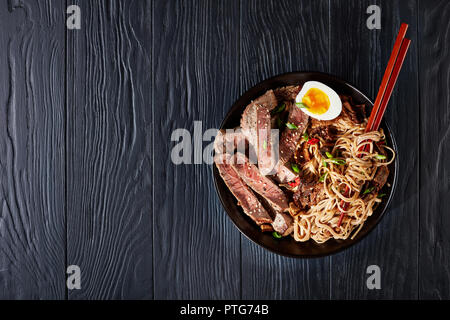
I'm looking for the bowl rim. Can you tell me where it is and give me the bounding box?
[213,70,399,258]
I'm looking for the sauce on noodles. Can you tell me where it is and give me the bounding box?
[287,113,395,243]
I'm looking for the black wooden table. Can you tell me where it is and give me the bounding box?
[0,0,448,300]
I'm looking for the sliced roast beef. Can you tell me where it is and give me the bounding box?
[214,128,257,162]
[274,85,301,102]
[214,129,247,155]
[274,164,297,183]
[241,89,278,145]
[214,154,272,225]
[278,102,309,165]
[257,106,277,175]
[232,153,289,213]
[272,212,294,236]
[240,90,278,175]
[373,165,389,191]
[241,103,258,148]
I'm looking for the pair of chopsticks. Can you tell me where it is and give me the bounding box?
[337,23,411,228]
[366,23,411,133]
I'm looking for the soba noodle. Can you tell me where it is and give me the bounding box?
[290,120,395,244]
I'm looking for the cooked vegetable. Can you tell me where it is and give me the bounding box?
[272,231,282,239]
[288,177,300,188]
[363,186,375,195]
[271,103,286,115]
[329,158,346,165]
[296,102,309,109]
[319,172,328,182]
[326,151,333,159]
[291,163,300,173]
[307,138,319,145]
[303,132,309,141]
[375,154,387,160]
[286,122,298,130]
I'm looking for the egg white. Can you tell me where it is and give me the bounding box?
[295,81,342,121]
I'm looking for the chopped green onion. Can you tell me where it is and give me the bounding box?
[286,122,298,130]
[296,102,309,109]
[263,140,267,150]
[291,163,300,173]
[272,231,282,239]
[303,132,309,141]
[319,172,328,182]
[363,186,375,195]
[330,158,346,165]
[377,193,386,198]
[271,103,286,115]
[326,151,333,159]
[375,154,387,160]
[322,159,327,168]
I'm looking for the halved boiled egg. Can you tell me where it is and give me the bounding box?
[295,81,342,121]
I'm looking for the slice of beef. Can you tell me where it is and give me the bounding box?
[274,164,297,183]
[278,102,309,164]
[241,90,278,145]
[214,129,247,155]
[232,153,289,213]
[214,154,272,225]
[373,165,389,191]
[293,171,325,208]
[274,85,301,102]
[214,128,257,162]
[255,189,294,236]
[257,106,277,175]
[272,212,294,236]
[240,90,278,175]
[241,103,258,148]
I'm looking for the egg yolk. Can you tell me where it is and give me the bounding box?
[302,88,330,115]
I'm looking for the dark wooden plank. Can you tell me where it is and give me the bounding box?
[330,0,419,299]
[0,0,66,299]
[418,0,450,299]
[153,0,241,299]
[240,0,330,299]
[66,0,153,299]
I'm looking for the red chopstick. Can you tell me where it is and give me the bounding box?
[337,24,410,228]
[370,38,410,131]
[366,23,408,132]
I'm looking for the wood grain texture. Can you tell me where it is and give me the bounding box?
[418,0,450,299]
[0,0,66,299]
[329,0,419,299]
[240,0,330,300]
[152,0,241,299]
[66,0,153,299]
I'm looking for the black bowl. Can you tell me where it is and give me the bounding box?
[213,71,398,258]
